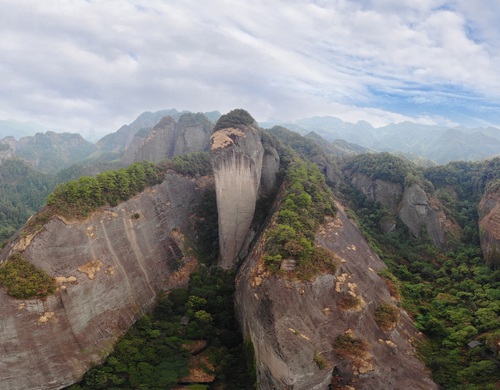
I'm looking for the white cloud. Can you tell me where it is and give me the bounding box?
[1,0,500,139]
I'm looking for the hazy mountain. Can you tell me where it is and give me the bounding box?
[269,116,500,163]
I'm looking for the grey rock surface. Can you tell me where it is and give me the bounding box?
[211,125,264,269]
[398,184,444,247]
[0,173,204,390]
[236,203,438,389]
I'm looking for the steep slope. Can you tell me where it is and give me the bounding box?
[210,110,264,269]
[0,173,206,390]
[236,202,437,389]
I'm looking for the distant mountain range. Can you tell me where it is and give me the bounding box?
[2,111,500,167]
[261,117,500,164]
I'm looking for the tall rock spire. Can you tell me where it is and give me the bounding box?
[210,109,264,269]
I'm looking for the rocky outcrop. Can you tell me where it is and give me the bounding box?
[399,184,445,247]
[236,203,437,389]
[0,173,206,390]
[350,172,404,211]
[211,123,264,269]
[479,187,500,268]
[130,116,177,163]
[123,113,212,165]
[349,173,457,246]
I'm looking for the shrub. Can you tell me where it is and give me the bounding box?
[0,253,56,299]
[374,303,400,331]
[337,294,361,310]
[332,333,367,360]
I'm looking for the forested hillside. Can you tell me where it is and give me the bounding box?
[0,159,57,244]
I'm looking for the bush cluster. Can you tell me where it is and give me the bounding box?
[374,302,400,330]
[0,253,56,299]
[332,333,367,360]
[47,161,161,218]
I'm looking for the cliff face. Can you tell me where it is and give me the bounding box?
[0,173,206,390]
[349,173,457,247]
[350,172,404,211]
[398,184,445,247]
[123,113,212,165]
[236,203,437,389]
[210,125,264,269]
[479,188,500,268]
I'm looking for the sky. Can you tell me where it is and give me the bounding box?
[2,0,500,141]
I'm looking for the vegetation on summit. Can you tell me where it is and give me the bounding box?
[213,109,256,132]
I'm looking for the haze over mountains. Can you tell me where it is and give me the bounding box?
[2,110,500,168]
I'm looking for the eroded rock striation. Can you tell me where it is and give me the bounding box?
[0,173,206,390]
[210,111,264,269]
[479,186,500,268]
[236,203,438,389]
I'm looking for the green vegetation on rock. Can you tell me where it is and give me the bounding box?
[213,109,256,132]
[47,161,161,218]
[0,253,56,299]
[264,160,337,279]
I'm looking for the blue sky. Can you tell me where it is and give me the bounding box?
[1,0,500,140]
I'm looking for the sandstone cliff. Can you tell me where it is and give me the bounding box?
[0,173,206,390]
[123,113,213,165]
[479,186,500,268]
[211,121,264,269]
[236,203,437,389]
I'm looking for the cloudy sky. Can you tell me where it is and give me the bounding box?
[2,0,500,140]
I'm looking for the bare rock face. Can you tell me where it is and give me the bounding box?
[399,184,445,247]
[236,203,437,389]
[131,116,177,163]
[0,173,205,390]
[172,113,212,157]
[211,124,264,269]
[350,172,404,211]
[123,113,213,164]
[479,188,500,268]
